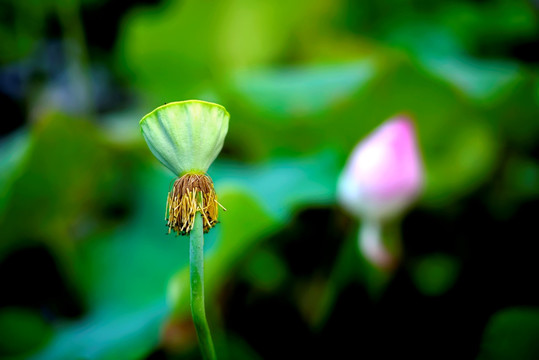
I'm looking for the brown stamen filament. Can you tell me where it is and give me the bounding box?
[165,173,222,235]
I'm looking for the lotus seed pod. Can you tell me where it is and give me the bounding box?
[140,100,229,176]
[140,100,229,234]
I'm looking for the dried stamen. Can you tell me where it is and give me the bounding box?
[165,173,223,235]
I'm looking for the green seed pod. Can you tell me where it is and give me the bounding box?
[140,100,229,234]
[140,100,230,176]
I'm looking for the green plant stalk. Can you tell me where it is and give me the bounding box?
[190,211,217,360]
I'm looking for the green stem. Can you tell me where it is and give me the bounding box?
[190,212,217,360]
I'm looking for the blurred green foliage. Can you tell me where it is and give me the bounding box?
[0,307,52,356]
[410,253,460,297]
[0,0,538,358]
[478,308,539,360]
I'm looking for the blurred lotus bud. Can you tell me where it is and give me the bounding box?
[337,116,424,222]
[338,116,423,271]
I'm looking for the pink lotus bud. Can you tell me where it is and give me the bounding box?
[338,116,424,222]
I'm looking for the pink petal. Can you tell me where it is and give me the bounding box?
[338,115,424,221]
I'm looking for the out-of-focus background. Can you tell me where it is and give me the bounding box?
[0,0,538,359]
